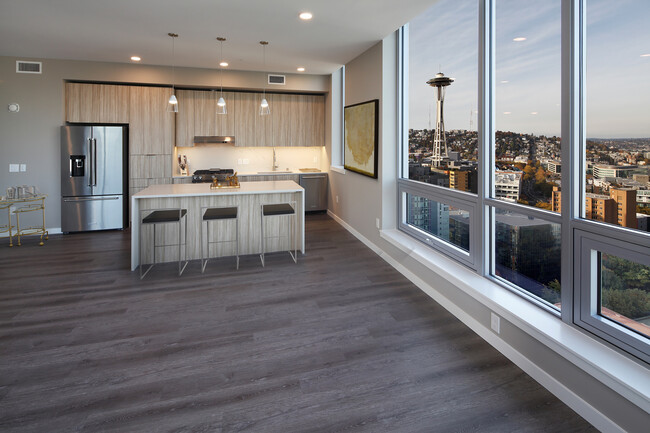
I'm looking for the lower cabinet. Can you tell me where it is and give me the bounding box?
[239,174,300,183]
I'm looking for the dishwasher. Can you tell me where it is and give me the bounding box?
[299,173,328,212]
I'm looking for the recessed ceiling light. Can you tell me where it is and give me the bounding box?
[299,12,313,20]
[220,61,229,67]
[641,53,650,57]
[297,67,305,72]
[513,37,527,42]
[530,111,538,115]
[130,56,141,62]
[503,111,512,115]
[500,80,509,84]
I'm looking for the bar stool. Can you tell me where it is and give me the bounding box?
[201,206,239,272]
[260,201,297,267]
[139,208,188,279]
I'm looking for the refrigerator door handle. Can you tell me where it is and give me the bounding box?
[92,138,98,186]
[87,137,93,186]
[63,196,120,202]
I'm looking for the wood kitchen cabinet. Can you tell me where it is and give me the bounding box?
[65,82,130,123]
[176,90,237,147]
[292,94,324,147]
[270,93,293,147]
[129,86,175,155]
[234,92,271,147]
[175,90,197,147]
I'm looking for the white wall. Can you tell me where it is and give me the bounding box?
[0,55,329,231]
[326,31,648,432]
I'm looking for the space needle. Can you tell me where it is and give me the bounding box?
[427,72,454,167]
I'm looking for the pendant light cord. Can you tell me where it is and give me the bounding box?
[220,39,224,98]
[168,33,178,93]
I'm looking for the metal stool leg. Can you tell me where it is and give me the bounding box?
[178,210,188,276]
[260,204,265,267]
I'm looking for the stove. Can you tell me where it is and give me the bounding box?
[192,168,234,183]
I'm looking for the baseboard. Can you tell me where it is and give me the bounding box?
[326,209,623,433]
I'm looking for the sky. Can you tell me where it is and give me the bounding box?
[408,0,650,138]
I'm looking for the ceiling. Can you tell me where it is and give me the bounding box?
[0,0,437,75]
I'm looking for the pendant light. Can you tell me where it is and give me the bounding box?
[167,32,179,113]
[259,41,270,116]
[216,37,227,115]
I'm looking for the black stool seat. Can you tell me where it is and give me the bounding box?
[143,209,187,224]
[203,207,238,220]
[262,203,295,216]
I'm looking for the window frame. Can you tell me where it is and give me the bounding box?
[575,228,650,363]
[398,179,478,269]
[397,0,650,363]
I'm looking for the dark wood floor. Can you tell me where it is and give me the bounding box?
[0,214,596,432]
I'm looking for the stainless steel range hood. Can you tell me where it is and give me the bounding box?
[193,136,235,144]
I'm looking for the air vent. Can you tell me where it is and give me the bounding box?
[16,61,42,74]
[268,74,286,85]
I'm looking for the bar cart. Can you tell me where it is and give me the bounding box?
[0,194,48,246]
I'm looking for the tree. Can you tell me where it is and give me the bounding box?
[602,289,650,319]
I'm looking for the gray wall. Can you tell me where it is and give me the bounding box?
[325,32,647,432]
[0,56,329,231]
[328,41,385,244]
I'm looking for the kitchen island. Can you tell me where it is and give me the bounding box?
[131,180,304,271]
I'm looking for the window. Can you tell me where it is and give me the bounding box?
[495,0,561,212]
[493,208,562,308]
[398,0,650,362]
[407,0,478,194]
[576,231,650,361]
[584,0,650,233]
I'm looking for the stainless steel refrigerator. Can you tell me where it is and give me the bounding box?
[60,125,127,232]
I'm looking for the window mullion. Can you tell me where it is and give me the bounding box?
[478,0,495,277]
[562,0,583,324]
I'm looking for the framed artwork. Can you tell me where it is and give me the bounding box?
[344,99,378,179]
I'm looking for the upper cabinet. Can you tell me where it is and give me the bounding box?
[66,82,325,148]
[176,90,237,147]
[291,94,324,147]
[65,82,130,123]
[271,93,293,147]
[129,86,175,155]
[234,92,272,147]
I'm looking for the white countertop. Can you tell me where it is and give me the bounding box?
[133,180,303,198]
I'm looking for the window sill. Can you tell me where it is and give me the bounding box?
[380,228,649,411]
[329,165,346,175]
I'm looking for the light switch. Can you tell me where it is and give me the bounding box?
[20,164,26,172]
[237,159,243,165]
[243,159,249,164]
[9,164,19,172]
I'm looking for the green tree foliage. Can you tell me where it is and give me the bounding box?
[600,254,650,319]
[602,289,650,320]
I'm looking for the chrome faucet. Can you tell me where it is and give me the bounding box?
[272,148,279,171]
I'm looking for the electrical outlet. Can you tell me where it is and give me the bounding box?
[237,159,243,165]
[376,218,381,229]
[20,164,26,172]
[336,195,339,203]
[9,164,19,172]
[491,312,500,334]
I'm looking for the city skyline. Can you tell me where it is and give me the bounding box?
[409,0,650,139]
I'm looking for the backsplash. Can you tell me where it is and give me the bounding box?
[173,145,326,176]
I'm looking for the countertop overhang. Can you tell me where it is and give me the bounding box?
[133,180,304,199]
